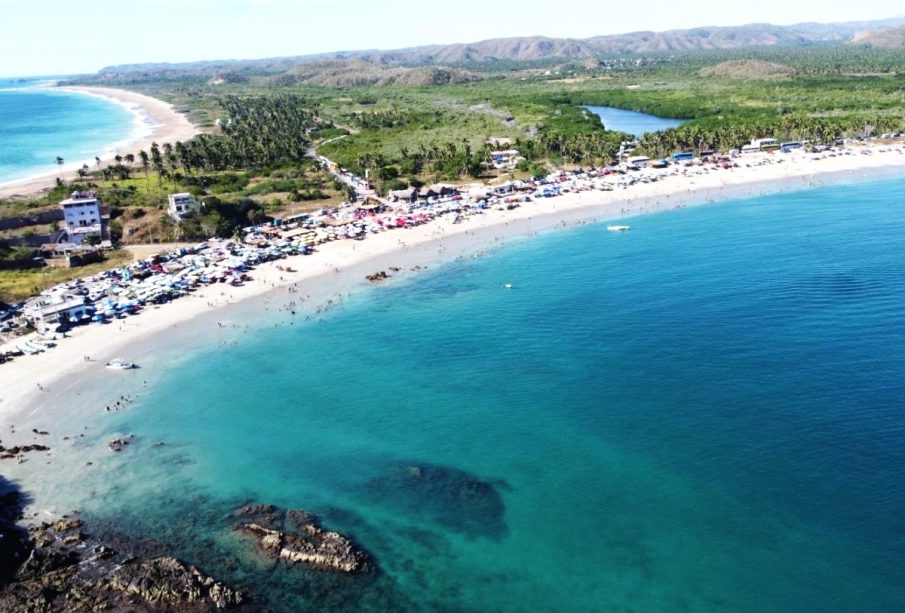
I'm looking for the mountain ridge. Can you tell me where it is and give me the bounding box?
[90,16,905,80]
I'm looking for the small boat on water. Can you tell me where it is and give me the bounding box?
[607,225,631,232]
[105,358,135,370]
[504,283,513,289]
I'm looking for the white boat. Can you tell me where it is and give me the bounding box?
[105,358,135,370]
[607,225,631,232]
[504,283,513,289]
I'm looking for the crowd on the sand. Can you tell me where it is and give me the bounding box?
[2,141,904,368]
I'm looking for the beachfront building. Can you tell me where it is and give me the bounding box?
[420,184,459,200]
[389,184,460,203]
[25,296,90,333]
[60,191,105,244]
[389,186,418,204]
[168,193,200,221]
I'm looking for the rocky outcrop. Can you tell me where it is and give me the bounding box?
[235,505,370,574]
[104,556,244,609]
[0,444,50,460]
[365,270,390,283]
[0,514,244,611]
[108,435,134,452]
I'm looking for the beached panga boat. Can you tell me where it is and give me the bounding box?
[105,358,135,370]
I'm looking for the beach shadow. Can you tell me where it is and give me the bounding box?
[0,474,32,585]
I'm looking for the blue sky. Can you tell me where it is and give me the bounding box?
[1,0,903,77]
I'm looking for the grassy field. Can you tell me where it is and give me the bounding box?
[0,249,134,304]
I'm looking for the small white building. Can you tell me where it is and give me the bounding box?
[168,193,200,220]
[61,191,104,244]
[490,150,523,170]
[26,296,89,332]
[619,140,639,157]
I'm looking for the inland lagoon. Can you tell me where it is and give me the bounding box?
[585,105,687,137]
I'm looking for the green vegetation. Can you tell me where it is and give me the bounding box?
[0,250,134,304]
[67,40,905,192]
[0,93,347,248]
[4,34,905,300]
[5,42,905,243]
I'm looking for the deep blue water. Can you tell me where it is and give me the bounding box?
[585,105,687,136]
[0,77,135,184]
[29,176,905,610]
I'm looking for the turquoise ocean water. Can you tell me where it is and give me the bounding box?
[18,175,905,610]
[585,105,687,137]
[0,77,136,184]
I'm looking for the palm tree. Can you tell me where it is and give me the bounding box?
[150,142,164,185]
[138,150,150,192]
[55,156,64,179]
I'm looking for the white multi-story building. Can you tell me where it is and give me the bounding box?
[60,191,104,244]
[168,193,199,220]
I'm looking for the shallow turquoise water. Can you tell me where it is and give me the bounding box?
[68,176,905,610]
[585,105,687,136]
[0,77,135,184]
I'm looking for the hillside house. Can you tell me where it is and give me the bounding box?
[168,193,200,220]
[60,191,105,244]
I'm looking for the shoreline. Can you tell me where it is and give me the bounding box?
[0,86,198,199]
[2,145,905,432]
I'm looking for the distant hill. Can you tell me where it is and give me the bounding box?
[273,61,481,87]
[851,26,905,48]
[83,16,905,85]
[699,60,795,80]
[381,37,598,64]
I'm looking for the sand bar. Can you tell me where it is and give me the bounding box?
[0,86,198,199]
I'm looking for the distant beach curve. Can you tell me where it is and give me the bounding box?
[0,86,198,199]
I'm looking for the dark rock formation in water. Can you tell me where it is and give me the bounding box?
[235,504,371,574]
[0,444,50,460]
[362,462,509,540]
[366,270,390,283]
[0,514,244,611]
[108,435,135,452]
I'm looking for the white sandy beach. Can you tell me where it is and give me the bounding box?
[0,86,198,199]
[2,144,905,432]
